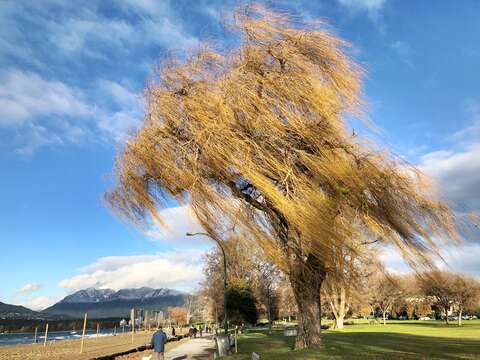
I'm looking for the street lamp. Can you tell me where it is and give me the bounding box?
[186,232,228,334]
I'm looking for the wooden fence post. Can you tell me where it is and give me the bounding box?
[80,313,88,354]
[33,327,38,344]
[43,323,49,347]
[131,308,135,344]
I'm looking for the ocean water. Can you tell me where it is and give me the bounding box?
[0,328,120,347]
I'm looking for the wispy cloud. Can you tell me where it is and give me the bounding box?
[337,0,387,17]
[0,70,90,126]
[17,283,43,294]
[0,1,200,154]
[380,243,480,278]
[0,69,145,153]
[452,99,480,144]
[391,40,414,68]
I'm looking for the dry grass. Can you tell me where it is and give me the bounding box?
[0,331,186,360]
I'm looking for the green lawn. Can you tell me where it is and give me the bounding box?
[225,320,480,359]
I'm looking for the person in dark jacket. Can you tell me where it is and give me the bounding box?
[151,326,168,360]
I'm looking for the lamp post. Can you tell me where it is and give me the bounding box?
[186,232,228,334]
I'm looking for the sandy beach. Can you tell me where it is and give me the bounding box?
[0,330,188,360]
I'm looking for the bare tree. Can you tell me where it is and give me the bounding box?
[370,274,402,325]
[452,274,480,326]
[108,5,459,348]
[185,293,199,324]
[278,276,297,322]
[419,271,457,324]
[322,242,377,329]
[255,260,281,332]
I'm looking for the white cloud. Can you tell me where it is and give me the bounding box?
[95,79,143,142]
[0,71,144,152]
[0,70,90,126]
[58,249,206,292]
[17,283,43,293]
[437,243,480,277]
[49,17,137,57]
[380,243,480,278]
[378,246,411,274]
[419,143,480,211]
[452,100,480,143]
[0,0,200,154]
[120,0,168,15]
[22,295,62,311]
[44,3,198,59]
[417,99,480,212]
[143,206,208,246]
[337,0,387,15]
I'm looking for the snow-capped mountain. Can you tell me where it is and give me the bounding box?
[61,288,116,303]
[43,287,187,318]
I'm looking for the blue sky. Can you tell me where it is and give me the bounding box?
[1,0,479,310]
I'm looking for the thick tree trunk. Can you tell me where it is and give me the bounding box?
[458,309,462,327]
[382,310,386,325]
[444,307,449,325]
[289,255,325,349]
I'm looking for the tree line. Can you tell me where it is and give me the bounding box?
[199,236,480,330]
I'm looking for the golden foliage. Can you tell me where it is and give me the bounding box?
[107,5,458,279]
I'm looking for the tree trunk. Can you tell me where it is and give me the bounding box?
[289,255,325,349]
[444,307,449,325]
[267,302,272,334]
[336,316,344,329]
[458,309,462,327]
[382,310,386,325]
[328,283,346,330]
[337,285,346,329]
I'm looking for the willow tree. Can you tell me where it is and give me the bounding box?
[107,5,458,348]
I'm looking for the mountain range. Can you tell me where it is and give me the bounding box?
[42,287,187,319]
[1,287,187,320]
[0,301,48,320]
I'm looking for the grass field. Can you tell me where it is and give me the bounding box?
[225,320,480,359]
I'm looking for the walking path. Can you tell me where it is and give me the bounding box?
[165,337,215,360]
[128,337,216,360]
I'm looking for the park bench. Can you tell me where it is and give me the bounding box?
[283,327,297,337]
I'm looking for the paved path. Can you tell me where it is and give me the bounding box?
[164,337,215,360]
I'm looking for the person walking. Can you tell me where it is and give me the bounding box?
[151,325,168,360]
